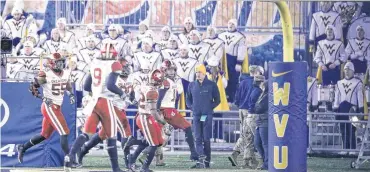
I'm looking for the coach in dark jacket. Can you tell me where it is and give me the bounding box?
[186,64,220,168]
[253,79,268,170]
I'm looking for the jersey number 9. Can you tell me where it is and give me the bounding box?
[52,83,68,96]
[93,68,102,86]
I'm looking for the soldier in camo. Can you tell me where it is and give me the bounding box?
[228,65,263,168]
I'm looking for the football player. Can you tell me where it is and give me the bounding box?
[64,42,126,172]
[17,52,75,163]
[127,69,166,172]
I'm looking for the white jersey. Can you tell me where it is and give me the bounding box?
[18,51,40,71]
[307,76,318,107]
[161,48,178,61]
[173,57,197,82]
[70,70,87,91]
[3,18,26,39]
[43,40,68,54]
[135,85,159,114]
[77,48,100,72]
[333,77,363,109]
[314,39,346,66]
[90,59,122,100]
[309,11,342,41]
[156,40,169,51]
[333,2,362,15]
[160,77,184,108]
[203,37,225,62]
[102,37,130,58]
[41,69,72,106]
[345,38,370,61]
[218,31,246,62]
[19,47,45,56]
[112,77,133,110]
[188,42,211,64]
[133,51,162,71]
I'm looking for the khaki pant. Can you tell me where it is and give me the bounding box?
[233,109,257,160]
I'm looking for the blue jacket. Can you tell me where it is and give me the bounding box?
[248,86,263,113]
[234,75,254,109]
[186,77,220,116]
[239,73,251,82]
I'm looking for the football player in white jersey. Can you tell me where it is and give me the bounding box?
[333,62,363,151]
[140,60,199,166]
[161,35,180,61]
[77,35,100,72]
[155,26,171,51]
[64,43,126,172]
[43,28,68,54]
[77,23,101,50]
[133,38,162,72]
[17,52,75,163]
[188,30,211,64]
[173,44,197,94]
[102,24,131,58]
[76,64,135,169]
[17,41,41,80]
[345,26,370,75]
[203,26,225,63]
[56,18,76,50]
[314,25,346,86]
[218,19,247,102]
[127,69,165,172]
[309,2,343,50]
[178,17,196,45]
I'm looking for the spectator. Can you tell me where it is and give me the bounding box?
[228,65,262,168]
[314,25,346,86]
[252,78,268,170]
[333,62,363,154]
[309,2,342,52]
[218,19,247,103]
[178,17,196,45]
[345,25,370,77]
[186,64,220,168]
[188,30,211,64]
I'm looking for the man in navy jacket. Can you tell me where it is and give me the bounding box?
[186,64,220,168]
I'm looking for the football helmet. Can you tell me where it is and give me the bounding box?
[120,64,131,79]
[150,69,164,86]
[160,60,177,79]
[47,53,65,72]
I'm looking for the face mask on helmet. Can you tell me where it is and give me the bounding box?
[49,58,65,72]
[120,65,131,79]
[150,70,164,86]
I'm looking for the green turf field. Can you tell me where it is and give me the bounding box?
[3,155,370,172]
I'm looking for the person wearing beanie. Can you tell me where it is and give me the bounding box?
[203,25,225,67]
[102,24,130,58]
[56,17,77,49]
[188,30,211,64]
[314,25,346,86]
[77,23,102,50]
[77,35,101,73]
[228,65,262,168]
[173,44,198,94]
[186,64,220,168]
[161,34,180,61]
[218,18,247,103]
[345,25,370,78]
[333,61,363,153]
[132,37,162,72]
[156,26,172,51]
[178,17,196,45]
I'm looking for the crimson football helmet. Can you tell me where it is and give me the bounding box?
[47,53,65,72]
[99,42,118,60]
[150,69,164,86]
[160,60,177,79]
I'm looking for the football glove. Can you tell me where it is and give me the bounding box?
[29,82,41,98]
[43,97,53,106]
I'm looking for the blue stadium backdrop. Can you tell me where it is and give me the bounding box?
[268,62,307,172]
[0,82,76,167]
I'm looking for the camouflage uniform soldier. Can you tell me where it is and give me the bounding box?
[228,66,263,168]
